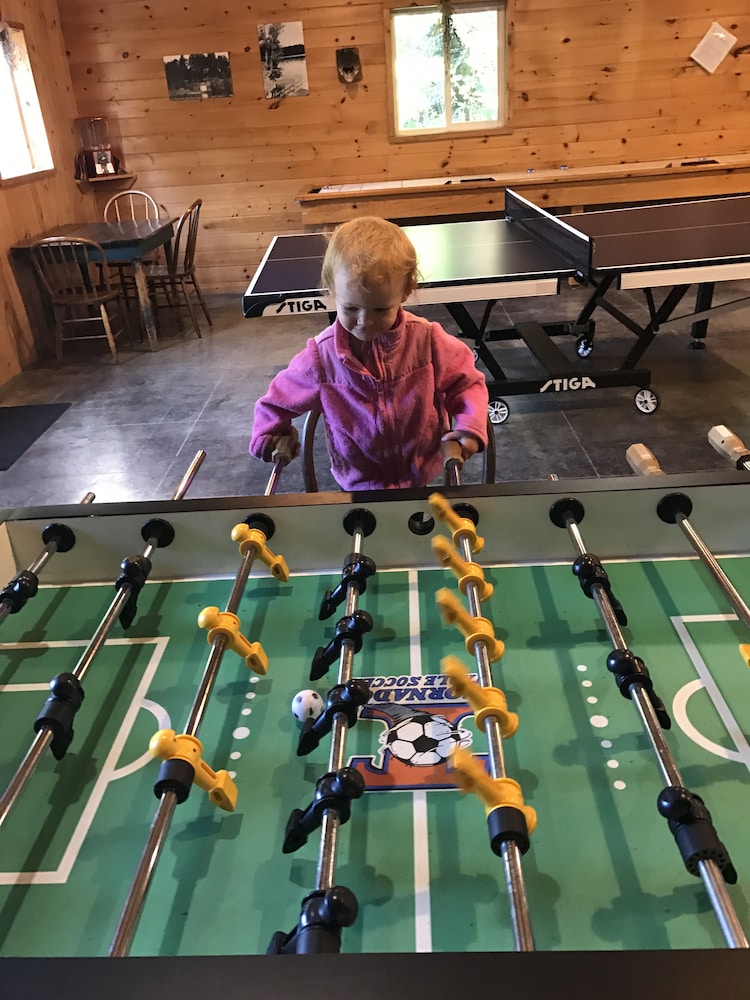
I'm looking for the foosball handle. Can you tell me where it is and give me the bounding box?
[272,427,300,467]
[441,439,464,465]
[708,425,750,469]
[626,443,664,476]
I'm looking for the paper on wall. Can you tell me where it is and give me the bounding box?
[690,22,737,74]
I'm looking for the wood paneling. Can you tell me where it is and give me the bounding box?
[58,0,749,299]
[0,0,95,384]
[2,1,749,387]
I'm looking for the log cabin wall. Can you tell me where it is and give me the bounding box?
[57,0,750,296]
[1,1,749,386]
[0,0,94,386]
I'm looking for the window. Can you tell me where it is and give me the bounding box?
[388,1,506,139]
[0,22,53,181]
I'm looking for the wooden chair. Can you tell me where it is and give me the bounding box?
[144,198,212,339]
[30,237,129,364]
[103,190,161,303]
[103,189,160,223]
[301,409,496,492]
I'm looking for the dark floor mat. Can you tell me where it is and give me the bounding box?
[0,404,70,470]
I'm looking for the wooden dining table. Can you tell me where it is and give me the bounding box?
[10,218,176,353]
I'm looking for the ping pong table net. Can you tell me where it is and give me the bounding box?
[504,188,593,279]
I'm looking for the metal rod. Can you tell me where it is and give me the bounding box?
[564,513,747,948]
[315,524,365,893]
[109,541,257,955]
[455,524,534,950]
[0,459,197,830]
[109,792,179,956]
[265,462,283,497]
[0,562,140,827]
[445,460,462,487]
[0,733,50,828]
[1,491,95,625]
[699,859,750,949]
[503,843,535,951]
[631,684,683,789]
[676,513,750,628]
[171,449,206,500]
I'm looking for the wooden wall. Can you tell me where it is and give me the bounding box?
[1,0,749,386]
[0,0,94,386]
[58,0,750,295]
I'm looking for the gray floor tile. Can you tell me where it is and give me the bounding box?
[2,284,749,508]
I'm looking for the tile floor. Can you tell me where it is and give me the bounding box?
[1,280,749,509]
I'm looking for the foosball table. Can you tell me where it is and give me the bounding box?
[1,470,750,997]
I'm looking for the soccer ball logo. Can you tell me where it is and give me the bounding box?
[383,712,471,767]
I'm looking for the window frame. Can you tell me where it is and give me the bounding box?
[384,0,510,143]
[0,19,54,184]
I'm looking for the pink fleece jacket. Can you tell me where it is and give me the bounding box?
[249,308,488,491]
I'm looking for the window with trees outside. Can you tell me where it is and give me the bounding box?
[388,1,507,139]
[0,22,53,181]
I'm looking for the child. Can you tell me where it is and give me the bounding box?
[249,215,489,491]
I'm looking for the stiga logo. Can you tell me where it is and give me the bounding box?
[274,298,328,314]
[349,674,478,791]
[540,376,596,392]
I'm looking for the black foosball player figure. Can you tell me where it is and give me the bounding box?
[549,496,747,947]
[0,523,76,627]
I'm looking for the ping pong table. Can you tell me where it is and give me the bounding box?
[242,189,750,422]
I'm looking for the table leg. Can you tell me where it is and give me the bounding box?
[132,259,158,351]
[690,282,714,346]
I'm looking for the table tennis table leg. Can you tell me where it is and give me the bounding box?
[574,276,695,370]
[619,285,693,368]
[443,302,508,380]
[689,283,714,348]
[570,273,618,331]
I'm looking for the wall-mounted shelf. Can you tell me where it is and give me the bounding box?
[76,171,136,190]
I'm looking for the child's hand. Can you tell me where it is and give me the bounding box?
[261,432,300,462]
[441,431,480,462]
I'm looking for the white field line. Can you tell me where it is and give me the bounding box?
[407,568,432,953]
[0,637,170,885]
[670,615,750,770]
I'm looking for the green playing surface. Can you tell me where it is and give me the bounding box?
[0,553,749,957]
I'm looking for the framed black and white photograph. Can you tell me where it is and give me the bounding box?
[163,52,234,101]
[257,22,309,99]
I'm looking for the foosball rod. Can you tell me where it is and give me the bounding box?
[171,448,207,498]
[265,429,299,496]
[442,439,464,487]
[552,500,748,949]
[626,443,750,628]
[109,511,282,957]
[433,470,535,951]
[455,558,533,950]
[0,491,95,627]
[708,425,750,472]
[0,454,205,831]
[316,512,371,893]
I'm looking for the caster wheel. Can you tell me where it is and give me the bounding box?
[634,388,660,414]
[576,336,593,358]
[488,399,509,424]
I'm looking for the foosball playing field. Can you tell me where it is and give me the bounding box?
[0,476,749,994]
